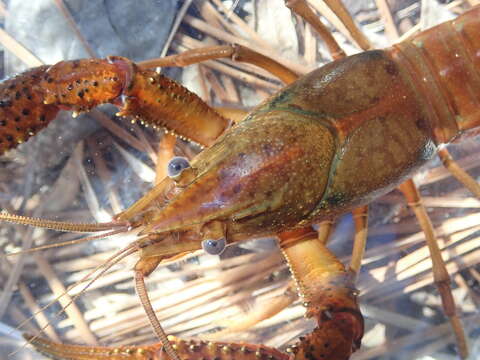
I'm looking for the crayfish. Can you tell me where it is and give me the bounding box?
[1,1,479,359]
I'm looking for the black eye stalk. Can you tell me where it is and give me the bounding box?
[202,238,226,255]
[167,156,190,179]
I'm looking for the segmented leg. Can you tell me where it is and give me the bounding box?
[155,133,176,184]
[349,206,369,280]
[134,256,180,360]
[138,44,299,85]
[285,0,345,60]
[437,147,480,198]
[317,220,334,244]
[209,218,337,336]
[278,227,363,360]
[398,179,468,359]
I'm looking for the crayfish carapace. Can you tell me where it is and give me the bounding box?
[1,1,479,359]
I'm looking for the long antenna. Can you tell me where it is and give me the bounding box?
[0,211,128,232]
[10,243,139,358]
[6,227,129,256]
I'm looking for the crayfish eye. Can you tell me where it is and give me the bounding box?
[202,238,226,255]
[167,156,190,179]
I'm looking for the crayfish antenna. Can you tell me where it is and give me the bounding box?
[9,240,141,359]
[5,228,129,256]
[0,211,129,232]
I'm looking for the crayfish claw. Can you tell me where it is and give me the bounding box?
[0,66,59,154]
[23,333,292,360]
[23,333,157,359]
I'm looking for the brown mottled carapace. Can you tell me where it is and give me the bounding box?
[229,6,480,225]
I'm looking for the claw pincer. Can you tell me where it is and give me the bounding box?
[0,66,58,153]
[0,56,229,156]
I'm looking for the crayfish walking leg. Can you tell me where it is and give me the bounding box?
[278,228,364,360]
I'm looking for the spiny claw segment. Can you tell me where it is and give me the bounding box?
[41,57,132,112]
[0,66,59,154]
[0,56,230,156]
[118,63,230,146]
[24,334,290,360]
[288,308,363,360]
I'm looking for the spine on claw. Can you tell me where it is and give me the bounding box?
[0,66,59,154]
[0,56,230,156]
[117,61,229,146]
[24,334,290,360]
[42,56,230,147]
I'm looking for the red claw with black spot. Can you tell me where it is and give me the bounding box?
[24,333,291,360]
[40,58,131,113]
[0,66,59,154]
[0,56,229,155]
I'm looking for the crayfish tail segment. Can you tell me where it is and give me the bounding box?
[24,334,290,360]
[279,228,364,360]
[0,66,60,155]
